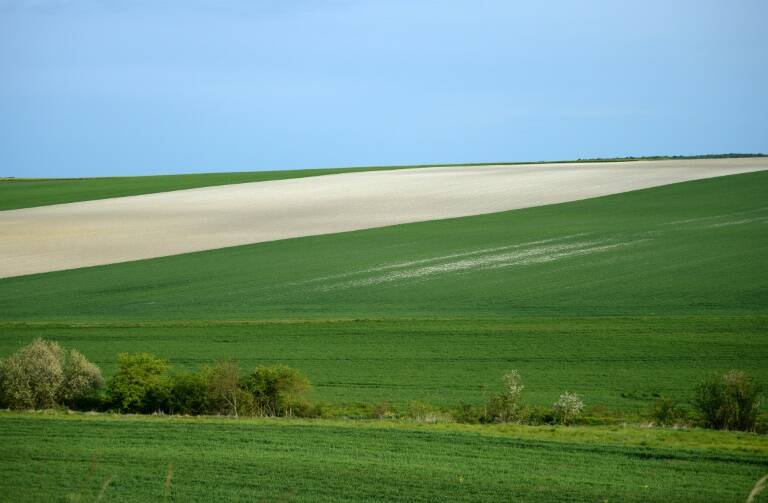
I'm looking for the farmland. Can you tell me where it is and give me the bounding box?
[1,171,767,408]
[3,155,749,211]
[2,170,767,321]
[5,158,762,279]
[0,160,587,211]
[1,412,766,502]
[0,172,768,322]
[0,164,411,211]
[0,317,765,410]
[1,167,767,502]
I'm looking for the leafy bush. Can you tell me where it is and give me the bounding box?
[242,365,311,417]
[371,400,393,419]
[205,361,246,417]
[485,370,524,422]
[649,397,685,426]
[454,402,483,423]
[520,405,556,425]
[106,353,170,413]
[0,339,103,410]
[693,370,761,431]
[0,339,63,409]
[168,371,210,415]
[553,392,584,425]
[61,349,104,406]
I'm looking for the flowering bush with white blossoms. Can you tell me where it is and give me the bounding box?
[486,370,525,422]
[553,392,584,425]
[503,370,524,402]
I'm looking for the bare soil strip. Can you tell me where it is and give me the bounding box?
[1,158,765,278]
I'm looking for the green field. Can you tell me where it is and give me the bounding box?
[1,170,767,502]
[1,172,767,408]
[1,412,766,502]
[1,317,765,410]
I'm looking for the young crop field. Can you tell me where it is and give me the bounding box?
[0,317,765,410]
[1,412,766,503]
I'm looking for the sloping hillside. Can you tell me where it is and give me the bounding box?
[1,170,765,320]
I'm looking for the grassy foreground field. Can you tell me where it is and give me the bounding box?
[1,412,766,502]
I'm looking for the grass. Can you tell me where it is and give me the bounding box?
[0,411,766,502]
[2,154,762,211]
[0,317,765,410]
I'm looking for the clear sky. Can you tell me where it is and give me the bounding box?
[1,0,766,178]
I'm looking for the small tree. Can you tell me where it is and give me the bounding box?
[106,353,170,413]
[0,339,102,410]
[205,360,244,417]
[694,370,761,431]
[61,349,103,405]
[649,397,684,426]
[553,392,584,425]
[0,339,63,409]
[486,370,524,422]
[168,371,210,415]
[242,365,311,416]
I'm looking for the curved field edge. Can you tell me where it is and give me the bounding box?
[0,160,572,211]
[2,154,762,211]
[1,170,766,320]
[0,412,766,502]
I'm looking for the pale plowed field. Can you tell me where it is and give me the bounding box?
[1,158,765,278]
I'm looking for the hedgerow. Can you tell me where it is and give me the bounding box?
[0,340,764,431]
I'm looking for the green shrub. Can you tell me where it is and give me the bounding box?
[168,371,210,415]
[204,360,244,417]
[693,370,761,431]
[242,365,311,416]
[649,397,685,426]
[106,353,170,413]
[453,402,483,423]
[520,405,556,425]
[484,370,524,423]
[553,392,584,425]
[0,339,103,410]
[370,400,392,419]
[286,399,322,418]
[61,349,104,406]
[0,339,63,409]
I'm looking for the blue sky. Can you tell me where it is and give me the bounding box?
[1,0,766,177]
